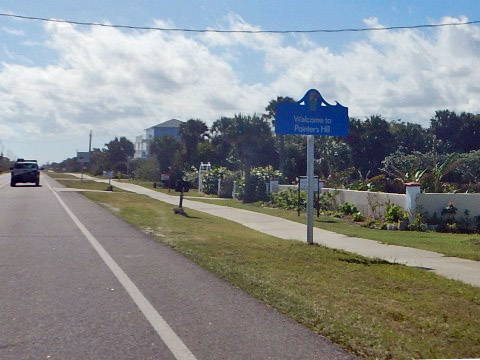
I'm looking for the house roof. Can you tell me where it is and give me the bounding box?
[148,119,183,129]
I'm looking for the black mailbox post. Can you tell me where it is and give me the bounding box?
[174,180,190,213]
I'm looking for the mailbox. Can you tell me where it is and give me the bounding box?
[175,180,190,193]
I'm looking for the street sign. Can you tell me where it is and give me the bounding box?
[275,89,349,136]
[275,89,349,245]
[77,151,90,163]
[299,176,319,191]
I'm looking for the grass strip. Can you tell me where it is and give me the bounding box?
[123,179,218,198]
[45,171,78,179]
[56,179,126,192]
[190,198,480,261]
[64,180,480,359]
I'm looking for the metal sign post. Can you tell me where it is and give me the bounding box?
[275,89,349,245]
[306,135,314,244]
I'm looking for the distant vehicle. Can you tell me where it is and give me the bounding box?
[10,159,43,187]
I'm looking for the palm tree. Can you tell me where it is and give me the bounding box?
[149,136,182,174]
[429,154,461,193]
[212,113,276,202]
[179,119,209,166]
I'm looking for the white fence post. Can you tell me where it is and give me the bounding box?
[232,181,237,199]
[318,179,325,191]
[405,182,421,222]
[269,179,279,193]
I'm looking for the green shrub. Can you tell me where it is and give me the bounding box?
[182,166,198,185]
[134,158,160,181]
[238,166,282,203]
[441,202,458,222]
[317,191,337,211]
[338,202,358,216]
[384,204,408,223]
[202,167,232,195]
[219,173,235,198]
[408,213,428,231]
[271,189,306,211]
[352,211,365,222]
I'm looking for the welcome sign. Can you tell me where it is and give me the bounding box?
[275,89,349,136]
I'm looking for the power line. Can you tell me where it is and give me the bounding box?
[1,13,479,34]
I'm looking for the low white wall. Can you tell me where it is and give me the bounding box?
[274,184,480,220]
[277,185,297,192]
[321,188,406,218]
[417,193,480,219]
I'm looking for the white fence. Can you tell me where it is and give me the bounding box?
[321,188,406,218]
[417,193,480,219]
[271,181,480,220]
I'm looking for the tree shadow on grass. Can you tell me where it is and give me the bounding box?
[339,257,399,266]
[173,208,201,219]
[314,219,338,224]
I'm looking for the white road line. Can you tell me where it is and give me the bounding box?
[45,179,197,360]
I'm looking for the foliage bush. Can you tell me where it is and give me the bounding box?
[407,213,428,232]
[202,167,232,195]
[352,211,365,222]
[182,165,198,183]
[134,158,160,182]
[238,166,282,203]
[271,189,306,211]
[219,173,235,198]
[338,202,359,216]
[384,204,408,223]
[317,191,338,211]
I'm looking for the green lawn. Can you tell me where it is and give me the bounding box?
[75,187,480,360]
[189,198,480,261]
[45,171,78,179]
[56,179,126,192]
[118,179,218,198]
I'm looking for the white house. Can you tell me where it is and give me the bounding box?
[134,119,184,159]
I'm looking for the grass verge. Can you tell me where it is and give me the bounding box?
[55,179,126,192]
[63,180,480,359]
[45,171,78,179]
[120,179,219,198]
[190,198,480,261]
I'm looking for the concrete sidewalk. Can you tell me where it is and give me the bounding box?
[66,173,480,288]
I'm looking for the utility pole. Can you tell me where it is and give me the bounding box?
[89,130,92,153]
[306,135,314,244]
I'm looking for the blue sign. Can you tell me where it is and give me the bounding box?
[275,89,349,136]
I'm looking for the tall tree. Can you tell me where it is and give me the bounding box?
[104,137,134,172]
[211,114,277,202]
[212,114,276,172]
[263,96,295,177]
[179,119,209,166]
[345,115,395,175]
[389,120,429,153]
[430,110,480,153]
[149,135,182,174]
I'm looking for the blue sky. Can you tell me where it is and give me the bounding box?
[1,1,480,164]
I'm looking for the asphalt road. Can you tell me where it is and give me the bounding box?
[0,173,354,360]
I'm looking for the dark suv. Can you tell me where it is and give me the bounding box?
[10,159,42,187]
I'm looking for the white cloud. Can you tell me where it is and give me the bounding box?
[1,26,24,36]
[0,15,479,154]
